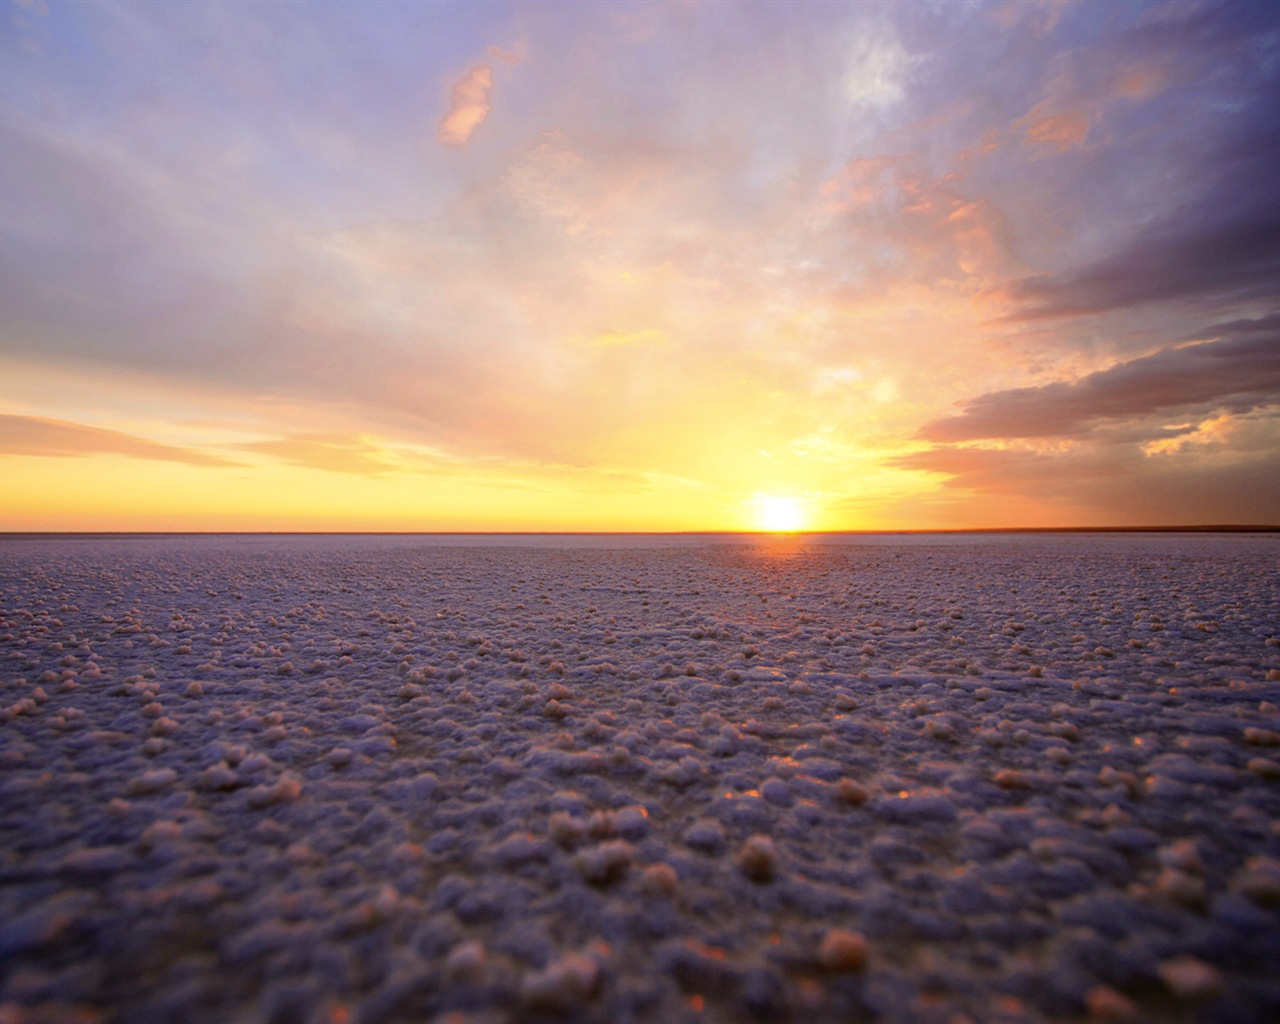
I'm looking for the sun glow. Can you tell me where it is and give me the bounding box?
[756,495,808,533]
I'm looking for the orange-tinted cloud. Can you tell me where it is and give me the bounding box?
[437,64,495,147]
[487,45,523,66]
[1025,111,1089,150]
[0,415,236,467]
[1142,412,1234,456]
[820,155,902,211]
[1015,105,1090,152]
[1116,66,1167,100]
[895,432,1280,527]
[901,309,1280,525]
[237,434,395,476]
[918,331,1280,443]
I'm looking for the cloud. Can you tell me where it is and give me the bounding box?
[437,64,495,147]
[821,162,1018,297]
[842,23,915,109]
[894,427,1280,526]
[999,32,1280,320]
[1141,412,1234,457]
[1005,211,1280,320]
[237,434,395,476]
[591,328,661,349]
[1015,107,1090,152]
[904,308,1280,524]
[487,45,522,66]
[918,328,1280,443]
[0,415,236,467]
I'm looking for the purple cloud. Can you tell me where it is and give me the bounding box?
[999,16,1280,322]
[918,327,1280,443]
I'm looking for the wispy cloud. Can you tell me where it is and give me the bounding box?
[487,45,522,67]
[0,415,236,467]
[841,21,915,109]
[238,434,395,477]
[1015,106,1090,152]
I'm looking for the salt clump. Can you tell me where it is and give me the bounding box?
[1157,956,1224,1001]
[575,840,632,884]
[817,928,868,971]
[683,819,726,854]
[736,834,779,882]
[442,939,487,982]
[1084,985,1142,1022]
[125,767,176,795]
[520,949,601,1010]
[640,863,678,896]
[1235,855,1280,904]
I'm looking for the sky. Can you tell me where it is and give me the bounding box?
[2,0,1279,532]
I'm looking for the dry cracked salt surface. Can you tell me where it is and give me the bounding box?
[2,533,1280,1024]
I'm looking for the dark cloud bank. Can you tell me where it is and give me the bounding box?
[919,323,1280,443]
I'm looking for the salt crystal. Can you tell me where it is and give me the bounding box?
[683,818,727,854]
[1157,839,1203,874]
[1156,956,1223,1000]
[838,779,869,806]
[443,939,487,982]
[1152,867,1205,907]
[641,863,678,896]
[760,778,793,806]
[126,767,177,795]
[1084,985,1141,1022]
[817,928,867,972]
[1235,855,1280,904]
[737,835,779,882]
[993,768,1034,793]
[521,951,600,1010]
[246,774,302,808]
[575,840,632,884]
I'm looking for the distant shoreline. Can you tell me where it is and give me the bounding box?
[2,525,1278,540]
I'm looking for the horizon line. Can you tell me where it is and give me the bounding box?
[2,524,1278,538]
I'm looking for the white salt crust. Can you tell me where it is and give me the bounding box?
[0,532,1278,1023]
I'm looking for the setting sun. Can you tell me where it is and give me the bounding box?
[756,495,808,533]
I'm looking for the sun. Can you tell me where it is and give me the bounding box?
[756,495,808,533]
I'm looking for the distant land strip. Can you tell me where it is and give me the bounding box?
[2,525,1278,540]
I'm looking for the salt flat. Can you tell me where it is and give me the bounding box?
[2,533,1279,1024]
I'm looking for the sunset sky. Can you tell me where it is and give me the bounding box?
[2,0,1279,532]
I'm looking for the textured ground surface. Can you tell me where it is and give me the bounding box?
[2,533,1279,1024]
